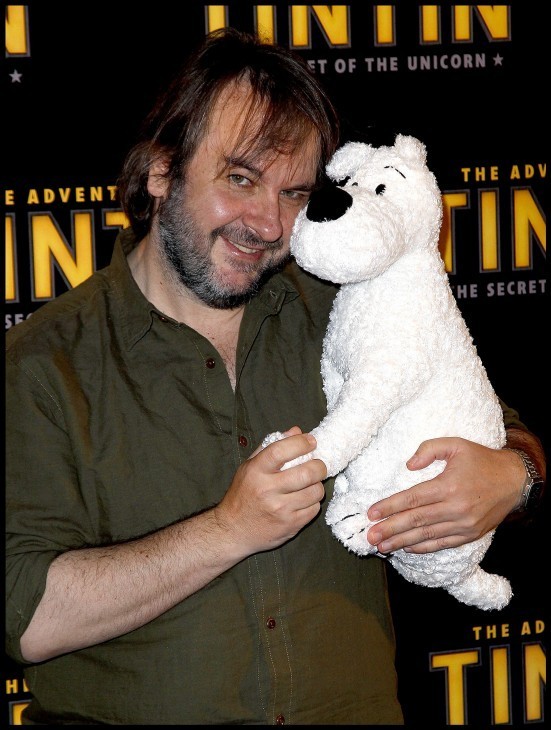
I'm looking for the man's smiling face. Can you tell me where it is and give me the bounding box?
[152,81,320,308]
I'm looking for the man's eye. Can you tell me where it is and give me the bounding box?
[229,174,251,186]
[282,190,310,203]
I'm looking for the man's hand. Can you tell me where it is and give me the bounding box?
[19,427,327,664]
[214,427,327,555]
[365,436,528,554]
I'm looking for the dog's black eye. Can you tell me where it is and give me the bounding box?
[375,184,386,195]
[335,176,350,187]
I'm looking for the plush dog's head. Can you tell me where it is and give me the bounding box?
[291,134,443,283]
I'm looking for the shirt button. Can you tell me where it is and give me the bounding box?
[205,358,216,369]
[158,315,169,323]
[275,714,285,725]
[238,435,248,447]
[266,617,276,629]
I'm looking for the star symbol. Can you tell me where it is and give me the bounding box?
[493,54,504,66]
[9,69,23,83]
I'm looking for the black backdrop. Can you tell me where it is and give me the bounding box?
[4,2,547,725]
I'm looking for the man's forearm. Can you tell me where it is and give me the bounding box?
[19,507,245,664]
[505,427,546,481]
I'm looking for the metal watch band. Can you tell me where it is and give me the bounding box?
[505,448,543,511]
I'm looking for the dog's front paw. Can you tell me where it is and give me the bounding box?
[261,431,312,470]
[262,431,285,448]
[325,495,378,556]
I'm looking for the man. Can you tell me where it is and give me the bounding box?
[6,29,545,725]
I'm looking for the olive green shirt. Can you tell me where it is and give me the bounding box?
[5,229,402,725]
[6,229,524,725]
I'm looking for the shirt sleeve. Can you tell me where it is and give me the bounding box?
[498,397,528,432]
[5,353,93,664]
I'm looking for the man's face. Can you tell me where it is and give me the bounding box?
[154,82,319,308]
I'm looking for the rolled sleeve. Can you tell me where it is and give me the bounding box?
[499,397,528,431]
[5,355,91,663]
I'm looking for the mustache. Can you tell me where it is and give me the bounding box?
[213,223,283,251]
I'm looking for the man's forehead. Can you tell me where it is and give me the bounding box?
[203,88,317,183]
[207,84,270,159]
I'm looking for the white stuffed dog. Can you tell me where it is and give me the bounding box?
[264,134,512,611]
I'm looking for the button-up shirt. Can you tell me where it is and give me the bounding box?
[6,228,523,724]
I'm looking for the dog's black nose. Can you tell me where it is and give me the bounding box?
[306,184,353,223]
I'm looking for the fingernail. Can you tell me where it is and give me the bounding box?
[370,530,382,544]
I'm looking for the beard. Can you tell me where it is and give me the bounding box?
[156,182,290,309]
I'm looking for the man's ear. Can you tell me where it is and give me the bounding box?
[147,158,170,198]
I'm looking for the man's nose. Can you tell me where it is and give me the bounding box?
[242,193,284,243]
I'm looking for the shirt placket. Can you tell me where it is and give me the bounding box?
[234,297,295,726]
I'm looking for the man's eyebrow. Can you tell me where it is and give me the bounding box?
[223,154,316,191]
[224,155,261,177]
[291,181,317,192]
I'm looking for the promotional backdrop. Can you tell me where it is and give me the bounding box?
[5,2,547,725]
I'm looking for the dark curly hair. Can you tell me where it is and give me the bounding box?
[117,28,340,240]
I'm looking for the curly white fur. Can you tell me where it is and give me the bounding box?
[264,134,511,611]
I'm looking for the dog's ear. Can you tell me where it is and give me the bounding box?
[326,142,373,181]
[394,135,427,167]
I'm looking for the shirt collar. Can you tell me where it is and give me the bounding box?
[108,228,157,350]
[109,228,301,351]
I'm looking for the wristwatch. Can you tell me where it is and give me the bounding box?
[507,448,545,513]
